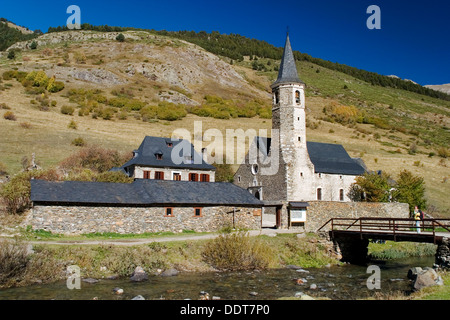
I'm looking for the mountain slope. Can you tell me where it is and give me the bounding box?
[0,30,449,216]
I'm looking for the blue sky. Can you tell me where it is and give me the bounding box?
[1,0,449,85]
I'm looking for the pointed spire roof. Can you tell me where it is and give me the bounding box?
[272,33,303,87]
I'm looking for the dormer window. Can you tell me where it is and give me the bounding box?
[166,142,173,148]
[155,153,163,160]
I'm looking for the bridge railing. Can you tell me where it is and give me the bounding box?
[318,217,450,243]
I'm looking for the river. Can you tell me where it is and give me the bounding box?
[0,256,435,300]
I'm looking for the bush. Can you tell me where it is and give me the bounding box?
[94,171,133,183]
[46,77,65,93]
[32,71,49,88]
[73,51,87,64]
[116,33,125,42]
[19,122,32,129]
[59,145,132,174]
[60,105,74,115]
[0,169,61,214]
[0,240,29,286]
[156,102,187,121]
[68,120,77,130]
[202,232,274,271]
[71,137,85,147]
[437,147,449,158]
[30,41,37,50]
[3,111,16,121]
[7,50,15,60]
[350,171,392,202]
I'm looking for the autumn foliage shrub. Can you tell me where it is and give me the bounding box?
[3,111,16,121]
[0,169,61,214]
[202,232,274,271]
[59,145,132,174]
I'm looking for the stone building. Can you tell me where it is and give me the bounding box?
[30,179,263,234]
[115,136,216,182]
[233,34,367,228]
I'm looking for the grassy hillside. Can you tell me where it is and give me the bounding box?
[0,30,448,216]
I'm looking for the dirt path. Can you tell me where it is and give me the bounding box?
[25,228,301,246]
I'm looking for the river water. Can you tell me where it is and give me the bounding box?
[0,256,435,300]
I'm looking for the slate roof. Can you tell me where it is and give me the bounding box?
[306,141,366,175]
[30,179,263,207]
[121,136,216,171]
[252,137,366,176]
[272,33,304,87]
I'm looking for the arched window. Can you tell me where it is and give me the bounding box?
[339,189,344,201]
[274,90,280,104]
[317,188,322,201]
[295,90,301,104]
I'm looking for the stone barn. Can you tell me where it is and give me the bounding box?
[30,179,263,235]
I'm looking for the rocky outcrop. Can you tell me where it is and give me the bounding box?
[71,69,127,86]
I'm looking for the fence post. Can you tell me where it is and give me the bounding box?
[360,218,363,239]
[393,219,396,242]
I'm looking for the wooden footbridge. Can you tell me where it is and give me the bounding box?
[318,217,450,266]
[318,217,450,244]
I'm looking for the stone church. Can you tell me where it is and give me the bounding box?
[233,34,366,223]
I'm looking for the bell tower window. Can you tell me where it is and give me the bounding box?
[295,90,301,104]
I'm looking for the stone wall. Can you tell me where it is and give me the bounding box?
[32,205,261,235]
[303,201,410,232]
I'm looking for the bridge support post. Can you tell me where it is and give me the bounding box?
[333,236,369,265]
[435,237,450,269]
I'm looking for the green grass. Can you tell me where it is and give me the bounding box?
[368,241,437,260]
[21,227,209,241]
[418,272,450,300]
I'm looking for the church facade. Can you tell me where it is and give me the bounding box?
[233,34,366,210]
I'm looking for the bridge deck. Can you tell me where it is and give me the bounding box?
[318,217,450,245]
[331,229,449,244]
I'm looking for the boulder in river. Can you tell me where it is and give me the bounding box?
[161,268,179,277]
[411,267,443,291]
[113,287,124,295]
[130,266,148,282]
[82,278,99,284]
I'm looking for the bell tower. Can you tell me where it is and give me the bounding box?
[271,33,314,201]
